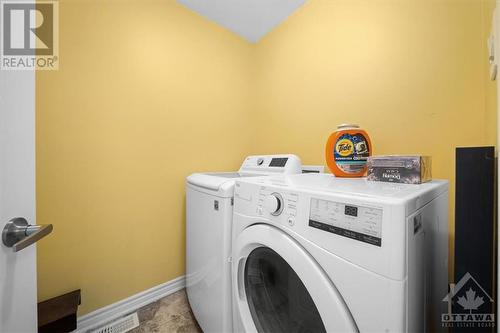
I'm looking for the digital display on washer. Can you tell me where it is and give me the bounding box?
[309,198,383,247]
[344,205,358,217]
[269,157,288,167]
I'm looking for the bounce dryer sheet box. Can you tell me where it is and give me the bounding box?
[367,156,432,184]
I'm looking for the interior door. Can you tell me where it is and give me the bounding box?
[232,224,358,333]
[0,65,38,330]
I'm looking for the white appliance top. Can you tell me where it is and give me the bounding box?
[187,154,302,197]
[237,173,448,214]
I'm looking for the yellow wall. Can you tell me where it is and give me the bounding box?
[36,0,255,314]
[253,0,496,277]
[36,0,497,315]
[483,0,498,146]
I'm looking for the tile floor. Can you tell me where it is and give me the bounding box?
[129,289,202,333]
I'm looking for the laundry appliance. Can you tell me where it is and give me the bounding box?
[231,173,449,333]
[186,155,302,333]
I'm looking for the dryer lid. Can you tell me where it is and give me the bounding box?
[186,173,241,197]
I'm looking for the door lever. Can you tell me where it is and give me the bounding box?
[2,217,53,252]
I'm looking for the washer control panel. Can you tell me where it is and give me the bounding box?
[309,198,383,247]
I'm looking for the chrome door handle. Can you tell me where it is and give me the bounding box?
[2,217,53,252]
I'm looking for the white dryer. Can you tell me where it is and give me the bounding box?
[232,173,449,333]
[186,155,302,333]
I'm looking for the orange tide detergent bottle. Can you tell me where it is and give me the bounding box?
[325,124,372,177]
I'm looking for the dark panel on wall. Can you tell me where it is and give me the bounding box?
[453,147,495,333]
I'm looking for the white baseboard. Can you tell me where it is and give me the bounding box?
[75,275,186,332]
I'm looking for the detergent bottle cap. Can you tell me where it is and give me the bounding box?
[337,124,359,130]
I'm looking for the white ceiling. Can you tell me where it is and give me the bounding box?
[177,0,306,43]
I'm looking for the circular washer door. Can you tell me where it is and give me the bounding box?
[233,224,358,333]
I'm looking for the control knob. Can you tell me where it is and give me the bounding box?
[264,193,284,216]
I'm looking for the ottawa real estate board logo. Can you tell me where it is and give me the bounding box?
[0,0,58,70]
[442,272,495,329]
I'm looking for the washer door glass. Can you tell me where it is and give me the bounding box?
[244,247,326,333]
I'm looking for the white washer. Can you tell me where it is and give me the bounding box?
[232,173,449,333]
[186,155,302,333]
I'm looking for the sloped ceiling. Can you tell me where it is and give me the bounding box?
[177,0,306,43]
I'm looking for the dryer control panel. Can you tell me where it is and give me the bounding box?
[238,154,302,175]
[309,198,383,247]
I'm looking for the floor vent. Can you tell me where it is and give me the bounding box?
[89,312,139,333]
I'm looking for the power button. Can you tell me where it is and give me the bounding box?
[287,216,295,226]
